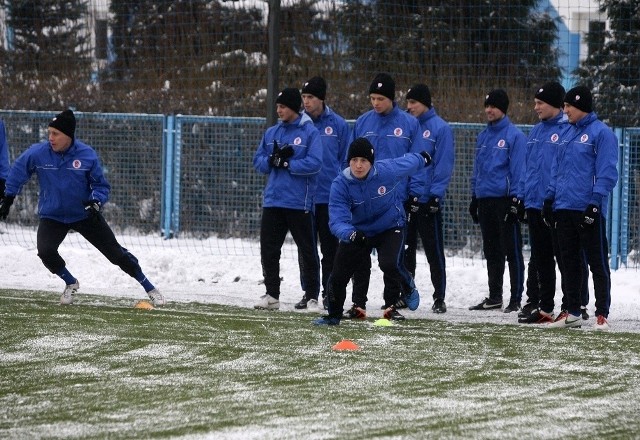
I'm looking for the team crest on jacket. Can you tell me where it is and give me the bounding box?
[580,134,589,143]
[551,133,559,142]
[378,186,387,195]
[73,160,82,169]
[293,137,302,145]
[497,139,506,148]
[394,128,403,137]
[422,129,431,139]
[325,126,333,135]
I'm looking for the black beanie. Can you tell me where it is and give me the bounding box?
[484,89,509,114]
[564,85,593,113]
[406,84,432,108]
[301,76,327,101]
[276,88,302,113]
[535,82,565,109]
[48,109,76,139]
[369,73,395,101]
[347,137,375,164]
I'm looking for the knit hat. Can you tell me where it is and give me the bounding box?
[301,76,327,101]
[369,73,395,101]
[535,82,565,109]
[48,109,76,139]
[564,85,593,113]
[276,88,302,112]
[347,137,375,164]
[406,84,432,108]
[484,89,509,114]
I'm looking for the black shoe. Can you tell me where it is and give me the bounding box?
[342,304,367,319]
[517,302,536,318]
[383,307,406,321]
[394,296,408,309]
[518,309,554,324]
[432,298,447,314]
[503,301,521,313]
[581,306,589,320]
[294,296,317,310]
[469,297,502,310]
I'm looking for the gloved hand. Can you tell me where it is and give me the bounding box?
[349,230,369,247]
[426,197,440,215]
[504,197,524,223]
[404,196,420,223]
[542,199,554,228]
[0,195,15,220]
[419,151,432,166]
[269,153,289,168]
[581,204,599,229]
[83,199,101,220]
[469,196,479,224]
[278,144,295,159]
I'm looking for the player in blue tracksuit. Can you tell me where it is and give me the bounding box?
[298,76,350,310]
[0,119,9,196]
[544,86,618,330]
[253,88,323,311]
[347,73,422,315]
[468,89,527,313]
[313,138,431,325]
[403,84,455,315]
[0,110,164,306]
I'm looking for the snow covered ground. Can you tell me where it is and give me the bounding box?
[2,229,639,333]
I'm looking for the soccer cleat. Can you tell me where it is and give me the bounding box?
[548,312,582,328]
[60,281,79,305]
[343,304,367,320]
[594,315,610,331]
[383,307,406,321]
[432,298,447,314]
[254,294,280,310]
[518,309,554,324]
[294,296,318,310]
[581,306,589,320]
[469,297,502,310]
[518,302,536,318]
[147,288,166,307]
[503,301,521,313]
[404,289,420,311]
[312,316,340,326]
[394,297,407,309]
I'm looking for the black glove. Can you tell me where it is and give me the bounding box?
[581,204,600,229]
[349,230,368,247]
[419,151,432,166]
[278,144,295,159]
[426,197,440,215]
[83,199,101,220]
[504,197,524,223]
[542,199,554,228]
[0,195,15,220]
[469,197,479,224]
[269,153,289,168]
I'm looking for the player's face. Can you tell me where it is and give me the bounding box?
[302,94,323,118]
[370,94,393,115]
[484,105,504,123]
[276,104,299,123]
[534,99,560,121]
[48,128,72,152]
[406,99,427,117]
[563,103,587,124]
[349,157,372,179]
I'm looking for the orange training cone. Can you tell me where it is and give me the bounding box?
[332,339,359,351]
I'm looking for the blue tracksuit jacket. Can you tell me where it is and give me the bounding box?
[471,115,527,198]
[253,113,323,211]
[303,105,350,204]
[408,107,455,200]
[329,153,427,241]
[5,139,111,223]
[518,112,571,210]
[546,112,618,216]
